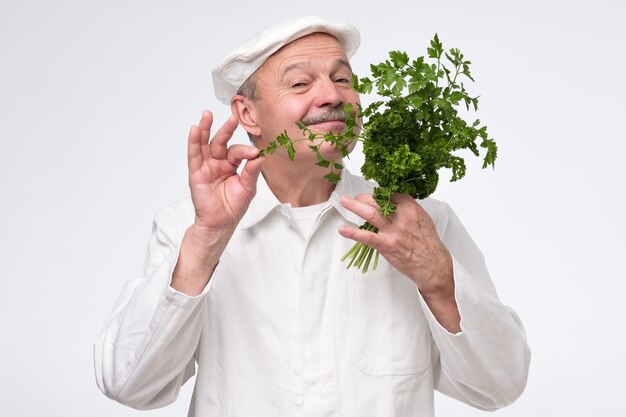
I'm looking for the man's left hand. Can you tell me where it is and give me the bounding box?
[338,193,461,333]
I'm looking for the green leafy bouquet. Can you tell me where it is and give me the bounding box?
[262,34,497,273]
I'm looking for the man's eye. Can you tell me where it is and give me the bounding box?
[291,82,307,88]
[335,77,351,84]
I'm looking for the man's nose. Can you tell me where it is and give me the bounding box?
[313,79,343,108]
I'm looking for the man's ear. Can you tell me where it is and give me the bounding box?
[231,95,261,137]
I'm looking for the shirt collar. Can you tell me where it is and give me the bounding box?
[239,172,284,230]
[239,165,373,230]
[328,167,373,225]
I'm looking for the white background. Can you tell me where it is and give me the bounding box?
[1,0,624,416]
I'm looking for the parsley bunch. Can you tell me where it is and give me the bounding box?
[263,34,497,273]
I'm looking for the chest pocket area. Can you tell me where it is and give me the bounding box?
[348,265,432,376]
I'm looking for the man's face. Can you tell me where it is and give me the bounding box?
[249,32,360,160]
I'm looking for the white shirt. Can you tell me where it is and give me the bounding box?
[94,169,530,417]
[289,201,331,240]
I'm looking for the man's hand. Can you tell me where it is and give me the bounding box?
[188,111,263,231]
[172,111,263,296]
[338,193,461,333]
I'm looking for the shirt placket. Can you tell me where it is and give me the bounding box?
[299,209,338,417]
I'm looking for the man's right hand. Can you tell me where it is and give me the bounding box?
[172,110,264,295]
[188,110,262,231]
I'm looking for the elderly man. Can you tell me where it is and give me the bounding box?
[95,16,530,417]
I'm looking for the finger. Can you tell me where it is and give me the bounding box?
[340,195,391,229]
[210,114,239,160]
[188,111,213,171]
[188,125,203,172]
[390,192,417,206]
[197,110,214,161]
[239,155,265,195]
[353,193,377,207]
[389,193,430,225]
[338,224,380,249]
[225,144,260,167]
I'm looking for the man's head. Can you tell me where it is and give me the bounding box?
[212,17,361,163]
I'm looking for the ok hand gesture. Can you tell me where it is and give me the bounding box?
[188,110,263,233]
[172,111,263,296]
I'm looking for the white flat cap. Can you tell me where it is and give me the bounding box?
[212,16,361,105]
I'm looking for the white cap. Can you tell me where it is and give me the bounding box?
[212,16,361,105]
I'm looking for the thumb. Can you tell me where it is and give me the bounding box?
[239,156,265,196]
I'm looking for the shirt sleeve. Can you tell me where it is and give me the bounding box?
[420,201,531,411]
[93,201,210,410]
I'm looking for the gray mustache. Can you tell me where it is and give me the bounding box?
[300,108,347,126]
